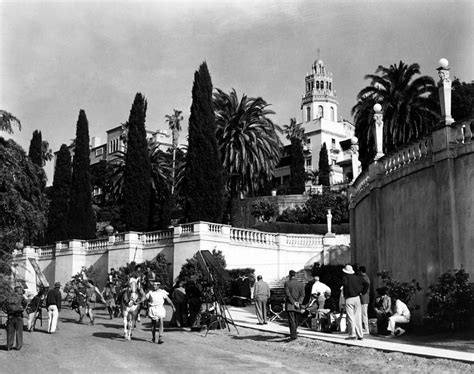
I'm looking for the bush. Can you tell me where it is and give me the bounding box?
[377,270,421,305]
[251,198,279,222]
[304,192,349,224]
[424,269,474,330]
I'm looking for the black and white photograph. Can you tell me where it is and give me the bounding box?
[1,0,473,372]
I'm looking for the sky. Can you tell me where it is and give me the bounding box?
[1,0,473,184]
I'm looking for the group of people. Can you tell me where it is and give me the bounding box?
[2,282,62,351]
[276,264,411,341]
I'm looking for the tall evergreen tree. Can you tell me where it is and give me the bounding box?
[46,144,71,243]
[283,118,306,194]
[122,93,151,231]
[185,62,224,223]
[67,110,96,239]
[318,143,330,186]
[28,130,43,166]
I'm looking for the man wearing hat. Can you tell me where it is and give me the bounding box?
[284,270,305,341]
[45,282,62,334]
[341,264,368,340]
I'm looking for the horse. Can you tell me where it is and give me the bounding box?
[120,281,145,341]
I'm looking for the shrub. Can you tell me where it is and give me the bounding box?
[304,192,349,224]
[377,270,421,305]
[253,221,350,235]
[424,269,474,330]
[251,198,279,222]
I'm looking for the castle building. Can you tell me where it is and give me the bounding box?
[274,57,355,188]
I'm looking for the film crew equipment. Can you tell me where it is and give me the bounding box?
[195,250,239,337]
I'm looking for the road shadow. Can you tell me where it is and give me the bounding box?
[100,323,123,329]
[231,334,288,343]
[92,331,148,342]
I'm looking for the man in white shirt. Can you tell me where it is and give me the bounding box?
[311,275,331,309]
[387,298,410,336]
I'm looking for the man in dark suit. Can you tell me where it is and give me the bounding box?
[284,270,305,341]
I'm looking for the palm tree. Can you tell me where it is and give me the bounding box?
[352,61,439,169]
[283,117,307,142]
[0,110,21,134]
[214,88,282,226]
[165,109,183,195]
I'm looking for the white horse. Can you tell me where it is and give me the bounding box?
[120,281,145,341]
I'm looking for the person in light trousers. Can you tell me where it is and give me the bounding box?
[253,275,270,325]
[46,282,62,334]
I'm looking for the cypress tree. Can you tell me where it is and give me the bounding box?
[67,110,96,239]
[289,138,306,194]
[46,144,71,243]
[28,130,43,166]
[122,93,151,231]
[185,62,224,222]
[318,142,330,186]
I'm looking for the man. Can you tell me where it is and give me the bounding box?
[342,264,368,340]
[171,280,187,327]
[253,275,270,325]
[311,274,332,309]
[3,285,27,350]
[46,282,62,334]
[26,286,45,332]
[358,266,371,334]
[387,297,410,337]
[374,286,392,335]
[284,270,305,341]
[146,281,175,344]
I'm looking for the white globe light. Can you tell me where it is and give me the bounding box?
[439,58,449,68]
[351,136,358,145]
[373,103,382,112]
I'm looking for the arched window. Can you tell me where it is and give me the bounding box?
[306,107,311,122]
[330,107,335,121]
[329,82,332,91]
[316,81,319,90]
[318,105,324,118]
[320,81,324,90]
[307,82,310,92]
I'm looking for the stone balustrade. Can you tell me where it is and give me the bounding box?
[86,238,109,252]
[230,227,278,246]
[286,234,323,247]
[454,120,473,144]
[381,137,432,176]
[39,245,55,257]
[181,224,194,234]
[142,229,173,244]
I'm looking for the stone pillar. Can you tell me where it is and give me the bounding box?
[437,58,454,126]
[350,136,361,181]
[55,240,86,287]
[373,103,384,160]
[13,246,38,294]
[108,232,143,271]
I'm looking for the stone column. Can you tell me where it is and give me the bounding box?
[13,246,38,294]
[437,58,454,126]
[55,240,86,286]
[350,136,361,181]
[373,103,384,160]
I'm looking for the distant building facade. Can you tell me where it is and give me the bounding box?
[275,57,355,188]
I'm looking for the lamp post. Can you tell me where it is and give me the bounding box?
[437,58,454,126]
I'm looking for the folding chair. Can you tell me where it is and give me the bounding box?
[268,301,285,322]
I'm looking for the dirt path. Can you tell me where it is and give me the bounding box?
[1,306,472,373]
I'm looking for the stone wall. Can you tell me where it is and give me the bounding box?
[350,119,474,316]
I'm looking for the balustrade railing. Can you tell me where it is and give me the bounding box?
[114,233,125,243]
[86,238,109,252]
[351,171,371,198]
[230,228,277,246]
[454,120,473,144]
[286,234,323,247]
[181,224,194,234]
[58,241,69,251]
[381,137,432,176]
[142,230,173,244]
[39,245,55,257]
[207,223,223,234]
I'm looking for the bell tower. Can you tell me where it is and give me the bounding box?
[301,57,339,123]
